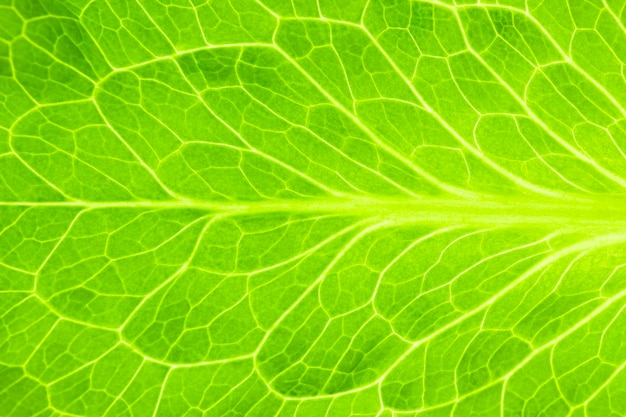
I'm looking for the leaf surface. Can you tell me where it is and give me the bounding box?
[2,0,626,416]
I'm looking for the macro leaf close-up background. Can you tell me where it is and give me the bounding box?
[2,0,626,415]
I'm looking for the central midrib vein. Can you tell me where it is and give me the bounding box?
[4,195,626,226]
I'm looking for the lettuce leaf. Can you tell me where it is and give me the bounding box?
[1,0,626,416]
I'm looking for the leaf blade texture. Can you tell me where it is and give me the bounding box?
[1,0,626,416]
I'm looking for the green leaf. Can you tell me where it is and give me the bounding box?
[2,0,626,416]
